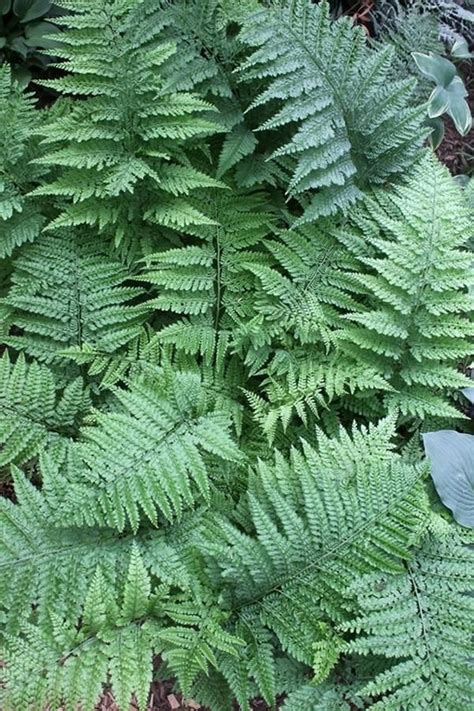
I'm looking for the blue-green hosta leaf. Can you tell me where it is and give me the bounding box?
[13,0,51,23]
[0,0,12,14]
[451,37,472,60]
[413,52,457,87]
[427,117,445,150]
[463,387,474,404]
[423,430,474,527]
[428,86,450,118]
[447,92,472,136]
[24,21,61,48]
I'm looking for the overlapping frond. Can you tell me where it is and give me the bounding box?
[0,351,90,467]
[238,0,427,221]
[44,367,242,532]
[3,231,149,366]
[32,0,223,249]
[337,153,474,420]
[201,417,429,667]
[345,529,474,709]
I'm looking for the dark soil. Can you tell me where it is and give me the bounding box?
[92,683,281,711]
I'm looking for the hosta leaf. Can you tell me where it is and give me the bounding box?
[413,52,457,87]
[423,430,474,527]
[13,0,51,23]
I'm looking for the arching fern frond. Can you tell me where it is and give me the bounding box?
[338,153,474,421]
[238,0,426,221]
[201,416,429,667]
[45,367,242,532]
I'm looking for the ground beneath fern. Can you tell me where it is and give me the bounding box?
[93,688,276,711]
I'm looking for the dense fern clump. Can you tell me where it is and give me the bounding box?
[0,1,472,710]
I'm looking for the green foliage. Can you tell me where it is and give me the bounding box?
[32,0,223,251]
[337,154,473,421]
[3,230,150,364]
[238,0,427,221]
[0,65,46,257]
[0,0,60,83]
[345,528,474,709]
[0,2,472,710]
[0,350,90,466]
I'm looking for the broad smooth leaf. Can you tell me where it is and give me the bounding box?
[413,52,457,87]
[428,86,450,118]
[448,94,473,136]
[423,430,474,528]
[427,117,445,150]
[463,387,474,404]
[24,20,60,47]
[451,37,472,59]
[0,0,12,14]
[13,0,51,23]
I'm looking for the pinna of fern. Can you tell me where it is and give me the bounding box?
[140,186,276,368]
[0,65,47,259]
[2,230,150,368]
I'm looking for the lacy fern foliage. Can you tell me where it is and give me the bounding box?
[0,1,472,710]
[239,0,426,221]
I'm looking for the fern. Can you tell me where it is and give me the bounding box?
[140,187,275,366]
[43,366,242,532]
[200,417,429,663]
[0,351,90,467]
[0,3,472,709]
[344,526,474,709]
[238,0,427,221]
[3,231,150,366]
[31,0,223,250]
[337,154,473,420]
[0,66,46,258]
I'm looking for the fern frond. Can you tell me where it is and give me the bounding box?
[34,1,222,249]
[45,368,242,531]
[201,416,429,666]
[0,67,46,258]
[337,154,473,421]
[238,0,426,221]
[0,351,90,467]
[141,187,275,366]
[3,232,149,366]
[344,529,474,709]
